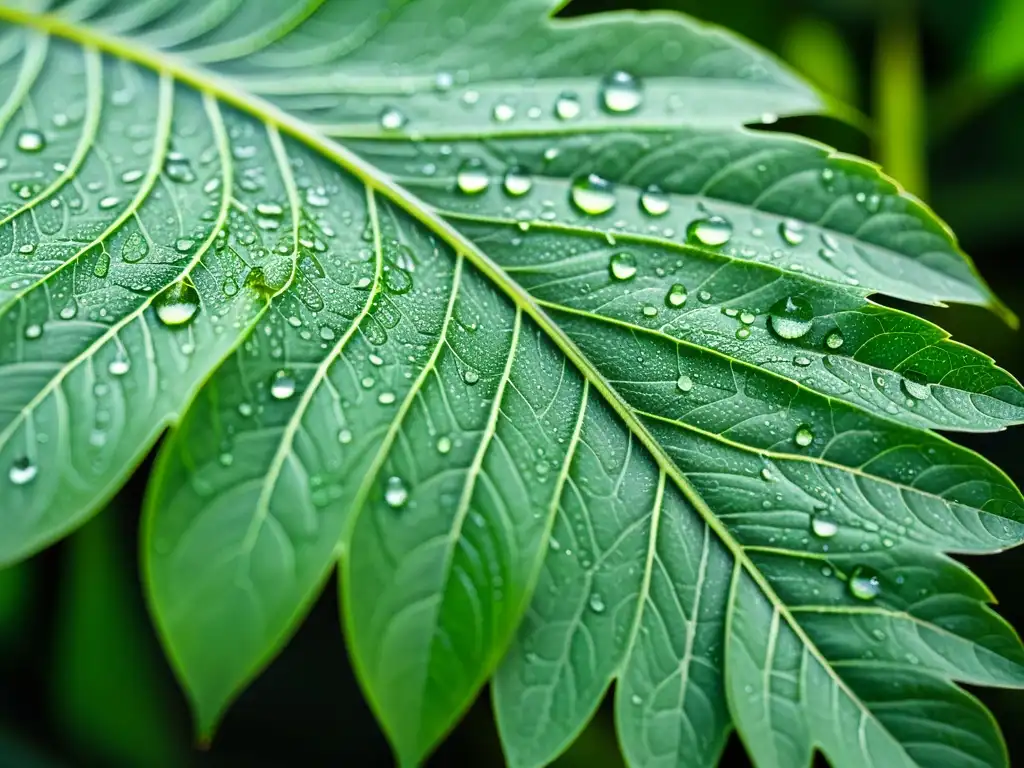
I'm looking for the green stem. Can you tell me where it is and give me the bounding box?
[874,2,927,198]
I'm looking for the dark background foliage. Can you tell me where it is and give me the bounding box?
[2,0,1023,765]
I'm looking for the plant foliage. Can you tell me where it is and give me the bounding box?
[1,1,1024,766]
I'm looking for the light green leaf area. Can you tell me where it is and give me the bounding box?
[0,2,1022,768]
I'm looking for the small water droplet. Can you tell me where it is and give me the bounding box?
[16,129,45,153]
[630,694,642,706]
[384,476,408,508]
[338,428,353,444]
[108,357,130,376]
[570,173,616,215]
[554,92,581,120]
[768,296,814,340]
[641,304,658,318]
[379,106,406,131]
[8,457,37,485]
[900,369,930,400]
[811,514,838,538]
[270,371,296,400]
[794,424,814,447]
[436,435,452,454]
[793,355,811,367]
[502,167,532,197]
[378,391,396,405]
[825,330,844,349]
[639,185,670,216]
[154,282,200,327]
[463,369,480,385]
[779,219,806,246]
[848,566,882,601]
[456,159,489,195]
[24,324,42,340]
[121,169,143,183]
[98,195,120,210]
[686,216,732,246]
[665,283,687,307]
[588,592,606,613]
[600,71,642,113]
[676,374,694,393]
[608,251,637,281]
[492,102,516,122]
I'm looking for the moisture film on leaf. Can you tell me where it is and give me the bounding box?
[1,1,1023,767]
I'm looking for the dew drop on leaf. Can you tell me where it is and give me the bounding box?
[900,369,930,400]
[338,429,353,444]
[502,167,532,197]
[570,173,616,215]
[93,252,110,278]
[379,106,406,131]
[794,424,814,447]
[16,129,45,153]
[811,514,838,538]
[8,457,37,485]
[588,592,606,613]
[665,283,687,307]
[768,296,814,339]
[676,374,693,393]
[848,566,882,601]
[24,324,42,340]
[463,369,480,385]
[456,159,489,194]
[378,391,397,405]
[384,476,408,508]
[825,330,844,349]
[492,102,516,122]
[554,92,581,120]
[270,371,296,400]
[641,305,657,318]
[686,215,733,246]
[779,219,806,246]
[108,357,130,376]
[120,231,149,263]
[154,282,200,327]
[599,70,642,113]
[608,251,637,281]
[639,185,670,216]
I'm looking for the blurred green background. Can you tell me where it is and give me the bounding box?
[3,0,1024,765]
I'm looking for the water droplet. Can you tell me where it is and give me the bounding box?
[554,92,581,120]
[16,129,45,153]
[154,282,200,327]
[588,592,606,613]
[665,283,687,307]
[463,369,480,385]
[270,371,296,400]
[641,304,658,318]
[338,428,353,444]
[760,468,773,481]
[222,276,239,297]
[600,71,642,113]
[779,219,806,246]
[108,357,130,376]
[686,215,733,246]
[811,514,838,538]
[492,102,515,122]
[630,694,642,706]
[794,424,814,447]
[848,566,882,601]
[676,374,693,392]
[378,391,396,405]
[768,296,814,340]
[120,231,149,263]
[793,355,811,367]
[570,173,616,215]
[24,324,42,340]
[456,159,489,195]
[93,251,110,278]
[435,435,452,454]
[175,238,195,253]
[98,195,120,210]
[639,185,670,216]
[825,330,844,349]
[121,169,143,183]
[502,167,532,197]
[8,457,37,485]
[736,327,751,340]
[379,106,406,131]
[608,251,637,281]
[384,476,408,508]
[900,369,930,400]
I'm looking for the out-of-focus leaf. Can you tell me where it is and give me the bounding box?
[781,17,859,105]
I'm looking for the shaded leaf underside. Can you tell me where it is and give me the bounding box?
[0,3,1022,768]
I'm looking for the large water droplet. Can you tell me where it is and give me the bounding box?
[24,324,42,340]
[779,219,806,246]
[848,566,882,601]
[379,106,406,131]
[154,282,200,327]
[554,92,581,120]
[600,71,643,113]
[502,167,532,197]
[570,173,616,215]
[665,283,687,307]
[8,457,37,485]
[900,369,930,400]
[686,216,732,247]
[676,374,693,392]
[120,231,149,263]
[794,424,814,447]
[384,476,408,508]
[270,371,296,400]
[108,356,130,376]
[16,129,45,153]
[768,296,814,340]
[825,330,844,349]
[463,369,480,385]
[608,251,637,281]
[456,159,489,195]
[811,514,838,538]
[639,185,670,216]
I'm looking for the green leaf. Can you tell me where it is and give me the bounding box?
[0,2,1022,767]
